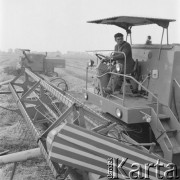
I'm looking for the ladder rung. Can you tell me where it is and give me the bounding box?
[158,114,170,120]
[166,129,177,133]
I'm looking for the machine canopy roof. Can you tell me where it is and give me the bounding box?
[87,16,175,31]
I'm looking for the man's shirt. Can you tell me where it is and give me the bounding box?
[113,41,134,74]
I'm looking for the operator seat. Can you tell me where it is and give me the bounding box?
[124,59,141,93]
[130,59,141,80]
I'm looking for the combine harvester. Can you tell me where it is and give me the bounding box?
[16,49,66,77]
[0,16,180,180]
[84,16,180,177]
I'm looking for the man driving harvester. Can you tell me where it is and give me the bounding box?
[104,33,134,94]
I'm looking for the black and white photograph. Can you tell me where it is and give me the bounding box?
[0,0,180,179]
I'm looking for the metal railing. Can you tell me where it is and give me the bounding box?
[86,51,160,129]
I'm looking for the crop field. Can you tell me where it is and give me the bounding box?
[0,53,97,180]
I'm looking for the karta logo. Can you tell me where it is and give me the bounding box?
[107,158,180,179]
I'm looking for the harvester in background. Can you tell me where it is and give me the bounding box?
[16,49,65,77]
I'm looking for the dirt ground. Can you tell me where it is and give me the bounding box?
[0,56,96,180]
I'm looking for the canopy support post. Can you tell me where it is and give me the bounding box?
[130,33,132,45]
[158,27,165,60]
[126,26,132,44]
[167,28,169,45]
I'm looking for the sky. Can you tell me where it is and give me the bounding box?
[0,0,179,53]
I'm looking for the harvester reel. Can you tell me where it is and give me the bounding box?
[50,77,68,92]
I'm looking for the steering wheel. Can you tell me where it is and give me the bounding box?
[95,53,108,61]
